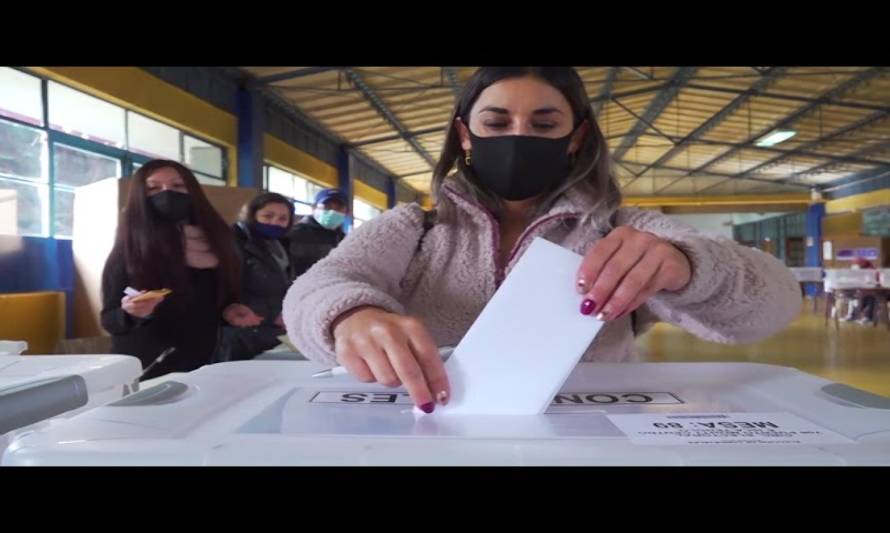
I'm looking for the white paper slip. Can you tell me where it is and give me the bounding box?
[606,412,856,446]
[439,238,604,416]
[123,286,141,297]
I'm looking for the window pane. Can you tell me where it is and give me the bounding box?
[293,176,324,204]
[195,173,225,187]
[0,177,48,237]
[53,145,120,238]
[352,218,364,229]
[0,67,43,126]
[48,82,125,148]
[54,144,120,188]
[353,199,381,221]
[184,135,223,177]
[0,118,48,182]
[306,181,324,204]
[53,188,75,238]
[292,175,312,204]
[294,202,313,216]
[131,162,142,174]
[267,167,294,198]
[127,112,180,160]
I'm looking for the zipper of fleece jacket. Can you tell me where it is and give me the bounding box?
[441,185,579,288]
[496,213,580,287]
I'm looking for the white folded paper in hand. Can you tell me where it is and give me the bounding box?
[438,238,605,416]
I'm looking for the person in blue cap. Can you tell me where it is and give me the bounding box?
[287,188,349,278]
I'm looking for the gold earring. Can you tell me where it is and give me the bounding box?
[464,150,472,166]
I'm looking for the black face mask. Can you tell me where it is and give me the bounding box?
[251,222,288,240]
[469,131,574,201]
[149,190,191,223]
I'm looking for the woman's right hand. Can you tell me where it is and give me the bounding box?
[223,304,265,327]
[332,306,450,413]
[121,293,165,319]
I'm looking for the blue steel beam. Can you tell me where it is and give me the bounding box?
[343,68,436,168]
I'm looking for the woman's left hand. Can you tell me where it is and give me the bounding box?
[576,226,692,321]
[223,304,265,327]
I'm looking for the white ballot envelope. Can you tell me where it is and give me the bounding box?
[440,238,605,416]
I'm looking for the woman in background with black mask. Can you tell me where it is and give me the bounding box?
[101,160,261,379]
[215,192,296,361]
[282,67,802,413]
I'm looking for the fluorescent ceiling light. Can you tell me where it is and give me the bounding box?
[756,129,797,147]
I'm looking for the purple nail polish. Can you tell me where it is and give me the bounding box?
[420,402,435,414]
[580,299,595,315]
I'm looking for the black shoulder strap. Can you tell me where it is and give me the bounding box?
[423,209,436,231]
[415,209,436,254]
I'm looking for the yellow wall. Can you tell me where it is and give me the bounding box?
[263,136,391,209]
[25,67,409,210]
[263,134,338,188]
[27,67,240,186]
[821,189,890,268]
[419,193,808,213]
[0,292,65,354]
[353,180,388,210]
[825,188,890,215]
[622,193,812,208]
[822,212,863,236]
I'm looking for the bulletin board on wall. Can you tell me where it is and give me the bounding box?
[821,207,890,267]
[821,235,888,268]
[862,206,890,237]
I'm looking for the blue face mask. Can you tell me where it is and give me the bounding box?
[314,209,346,230]
[252,222,287,240]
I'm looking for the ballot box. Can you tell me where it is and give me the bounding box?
[0,354,142,455]
[5,360,890,466]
